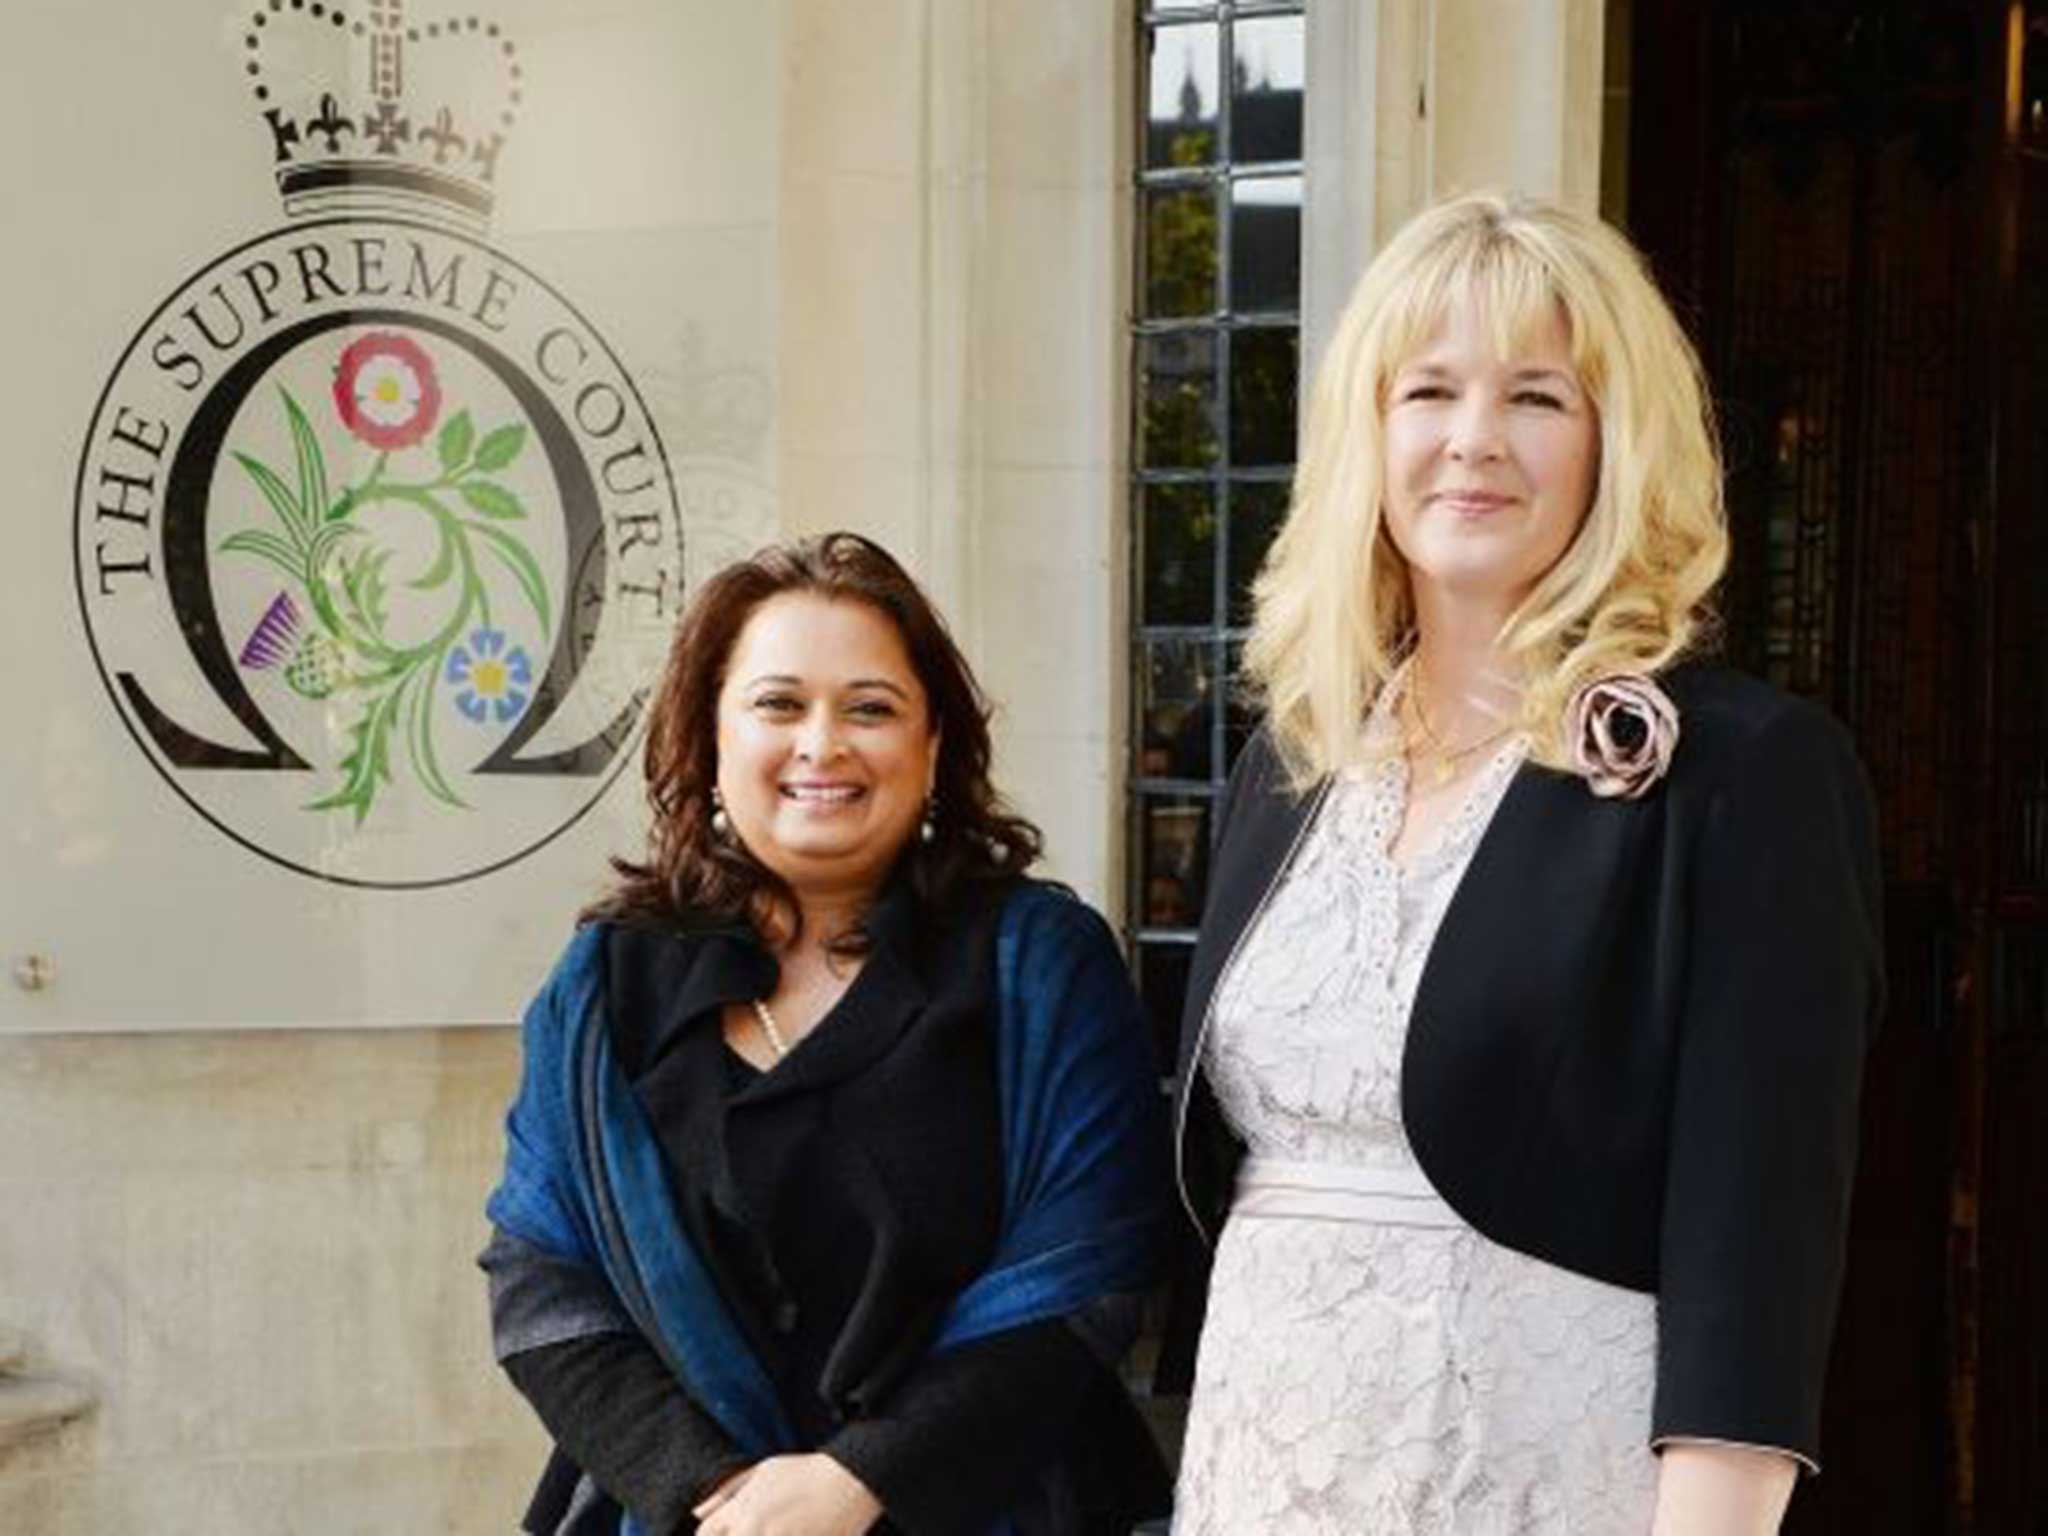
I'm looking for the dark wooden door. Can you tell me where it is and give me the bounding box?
[1625,2,2047,1530]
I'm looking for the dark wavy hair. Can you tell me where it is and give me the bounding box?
[589,532,1043,944]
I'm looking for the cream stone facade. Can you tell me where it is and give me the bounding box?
[0,1030,540,1530]
[1,2,1609,1529]
[776,0,1135,910]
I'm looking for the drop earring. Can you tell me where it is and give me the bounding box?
[918,794,937,845]
[710,787,732,841]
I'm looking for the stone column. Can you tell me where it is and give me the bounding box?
[777,0,1129,909]
[1302,0,1609,359]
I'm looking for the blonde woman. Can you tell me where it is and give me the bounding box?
[1168,193,1883,1534]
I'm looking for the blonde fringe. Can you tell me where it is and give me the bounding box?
[1244,191,1729,789]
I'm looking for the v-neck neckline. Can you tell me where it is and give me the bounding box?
[1364,666,1530,881]
[719,962,862,1081]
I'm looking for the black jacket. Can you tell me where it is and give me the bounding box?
[1168,665,1885,1466]
[492,878,1171,1535]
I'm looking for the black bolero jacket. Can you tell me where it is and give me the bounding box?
[1168,664,1886,1468]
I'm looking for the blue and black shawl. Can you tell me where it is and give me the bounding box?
[485,881,1169,1535]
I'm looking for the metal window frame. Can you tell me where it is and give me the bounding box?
[1129,1,1304,958]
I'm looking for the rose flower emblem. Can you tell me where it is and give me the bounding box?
[332,332,443,451]
[1564,674,1680,799]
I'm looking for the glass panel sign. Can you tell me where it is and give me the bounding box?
[4,0,780,1030]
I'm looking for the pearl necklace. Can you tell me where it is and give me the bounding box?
[749,997,791,1059]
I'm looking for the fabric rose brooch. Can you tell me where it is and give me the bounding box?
[1564,674,1680,799]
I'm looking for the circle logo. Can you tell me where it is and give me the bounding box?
[75,217,684,887]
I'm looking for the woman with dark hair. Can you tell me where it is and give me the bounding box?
[482,533,1171,1536]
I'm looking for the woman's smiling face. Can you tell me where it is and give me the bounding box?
[714,591,938,901]
[1380,291,1600,611]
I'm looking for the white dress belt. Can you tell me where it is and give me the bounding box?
[1231,1154,1465,1229]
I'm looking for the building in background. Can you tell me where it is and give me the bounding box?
[1,2,2040,1531]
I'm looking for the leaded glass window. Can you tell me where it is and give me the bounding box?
[1130,2,1304,1068]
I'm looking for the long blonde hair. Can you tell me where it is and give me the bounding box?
[1245,190,1727,786]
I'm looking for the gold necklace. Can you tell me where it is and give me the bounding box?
[1403,677,1515,788]
[749,997,791,1059]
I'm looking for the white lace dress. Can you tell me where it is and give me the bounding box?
[1173,710,1661,1535]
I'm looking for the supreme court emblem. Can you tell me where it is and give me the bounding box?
[75,3,683,888]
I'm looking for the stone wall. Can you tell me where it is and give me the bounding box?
[0,1029,544,1531]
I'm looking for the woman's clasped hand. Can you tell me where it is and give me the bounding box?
[690,1455,884,1536]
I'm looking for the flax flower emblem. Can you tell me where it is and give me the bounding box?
[446,628,534,724]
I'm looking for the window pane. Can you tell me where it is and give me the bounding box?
[1139,331,1220,469]
[1145,22,1220,169]
[1231,326,1298,465]
[1138,941,1196,1071]
[1223,638,1256,772]
[1228,478,1288,625]
[1142,184,1220,318]
[1229,174,1301,313]
[1143,481,1218,627]
[1138,793,1213,930]
[1231,15,1305,164]
[1133,6,1305,1004]
[1139,638,1218,783]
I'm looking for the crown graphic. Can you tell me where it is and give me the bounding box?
[243,0,521,230]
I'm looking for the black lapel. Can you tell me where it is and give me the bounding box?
[603,923,777,1202]
[1401,762,1659,1229]
[731,939,930,1106]
[604,922,776,1080]
[726,874,951,1107]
